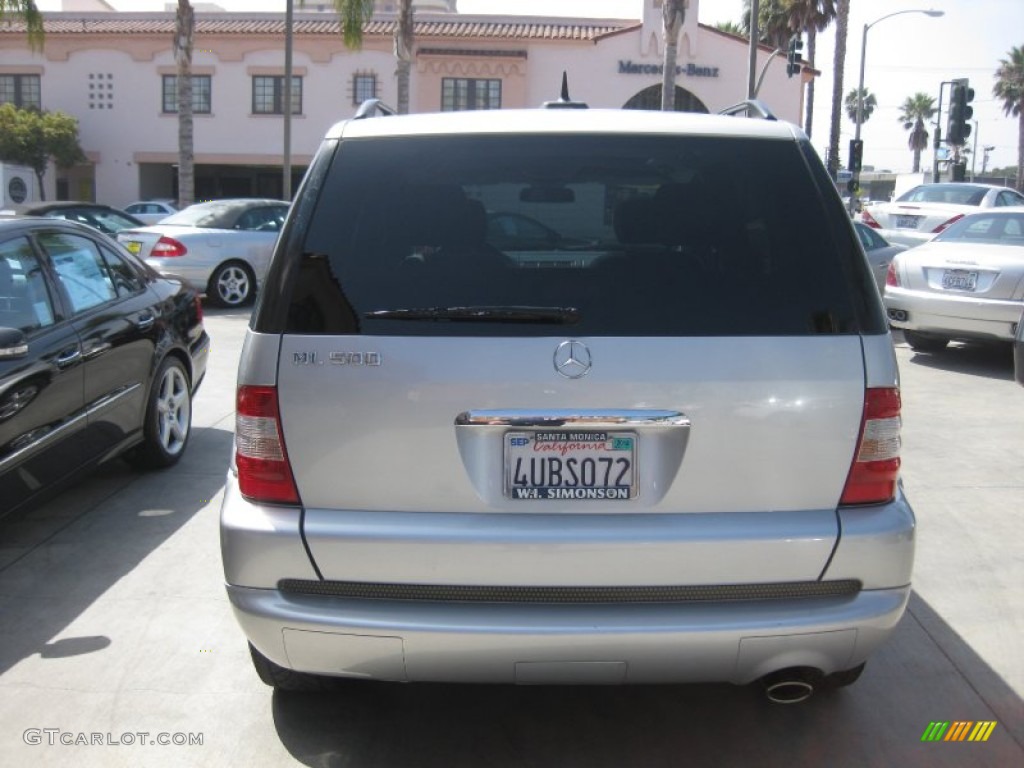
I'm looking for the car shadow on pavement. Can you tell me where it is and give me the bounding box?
[270,592,1023,768]
[0,426,233,678]
[904,342,1014,382]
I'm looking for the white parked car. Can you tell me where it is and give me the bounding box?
[884,209,1024,351]
[862,183,1024,248]
[123,199,178,225]
[118,198,289,307]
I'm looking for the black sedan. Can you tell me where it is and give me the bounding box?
[0,217,209,519]
[0,202,144,236]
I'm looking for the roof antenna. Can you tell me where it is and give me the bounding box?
[542,71,589,109]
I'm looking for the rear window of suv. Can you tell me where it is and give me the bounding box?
[286,133,867,337]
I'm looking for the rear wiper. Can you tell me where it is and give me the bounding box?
[365,306,580,324]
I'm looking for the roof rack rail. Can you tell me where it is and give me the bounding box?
[354,99,397,120]
[718,100,777,121]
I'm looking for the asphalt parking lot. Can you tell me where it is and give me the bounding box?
[0,308,1022,768]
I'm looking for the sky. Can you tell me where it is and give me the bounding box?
[33,0,1024,176]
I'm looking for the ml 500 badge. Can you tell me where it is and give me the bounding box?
[292,352,382,366]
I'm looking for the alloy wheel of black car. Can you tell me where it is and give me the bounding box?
[127,357,192,469]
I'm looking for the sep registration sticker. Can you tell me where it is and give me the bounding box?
[504,431,636,500]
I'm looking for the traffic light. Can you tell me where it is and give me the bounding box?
[849,139,864,174]
[947,79,975,145]
[787,36,803,78]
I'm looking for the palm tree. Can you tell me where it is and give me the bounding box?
[993,45,1024,191]
[826,0,849,177]
[660,0,685,111]
[784,0,836,138]
[898,93,935,174]
[332,0,413,115]
[714,21,744,37]
[174,1,195,208]
[0,1,44,51]
[741,0,791,49]
[844,87,876,126]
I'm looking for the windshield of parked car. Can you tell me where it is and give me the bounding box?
[896,184,988,205]
[291,134,872,338]
[934,213,1024,244]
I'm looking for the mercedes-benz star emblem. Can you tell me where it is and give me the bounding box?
[554,340,592,379]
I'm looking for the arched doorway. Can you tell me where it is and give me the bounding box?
[623,85,709,113]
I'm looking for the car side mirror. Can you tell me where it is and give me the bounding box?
[0,327,28,359]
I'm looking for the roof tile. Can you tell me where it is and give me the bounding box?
[0,14,632,41]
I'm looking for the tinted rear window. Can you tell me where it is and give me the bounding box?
[288,134,862,336]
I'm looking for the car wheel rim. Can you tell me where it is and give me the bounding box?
[217,266,250,306]
[156,366,190,456]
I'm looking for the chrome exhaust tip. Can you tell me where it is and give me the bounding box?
[761,668,819,704]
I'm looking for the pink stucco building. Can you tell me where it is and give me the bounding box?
[0,1,810,206]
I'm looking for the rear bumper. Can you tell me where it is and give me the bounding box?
[227,584,910,685]
[874,228,933,248]
[885,287,1022,342]
[221,475,914,684]
[146,261,212,293]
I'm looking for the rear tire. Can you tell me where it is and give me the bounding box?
[903,330,949,353]
[249,643,338,691]
[825,662,866,688]
[208,261,255,307]
[126,357,191,470]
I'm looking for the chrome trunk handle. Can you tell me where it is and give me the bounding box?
[455,409,690,428]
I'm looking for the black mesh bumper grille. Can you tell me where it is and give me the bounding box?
[277,579,862,604]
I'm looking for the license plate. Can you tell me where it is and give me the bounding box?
[504,431,636,500]
[941,269,978,291]
[124,241,141,255]
[895,215,920,229]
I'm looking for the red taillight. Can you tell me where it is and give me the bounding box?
[861,210,881,229]
[885,262,899,288]
[840,388,902,505]
[236,385,300,504]
[151,236,187,257]
[193,295,203,323]
[931,214,964,234]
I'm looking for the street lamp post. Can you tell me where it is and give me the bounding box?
[850,9,943,214]
[747,0,760,99]
[283,0,294,200]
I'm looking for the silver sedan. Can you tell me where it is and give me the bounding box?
[862,183,1024,248]
[884,209,1024,351]
[118,199,289,307]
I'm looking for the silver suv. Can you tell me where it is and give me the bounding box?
[221,101,914,703]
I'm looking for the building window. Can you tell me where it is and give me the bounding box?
[89,72,116,111]
[441,78,501,112]
[252,76,302,115]
[352,73,377,105]
[0,74,41,109]
[162,75,212,114]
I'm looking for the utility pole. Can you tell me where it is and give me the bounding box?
[970,120,979,180]
[933,80,950,184]
[747,0,759,99]
[283,0,293,200]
